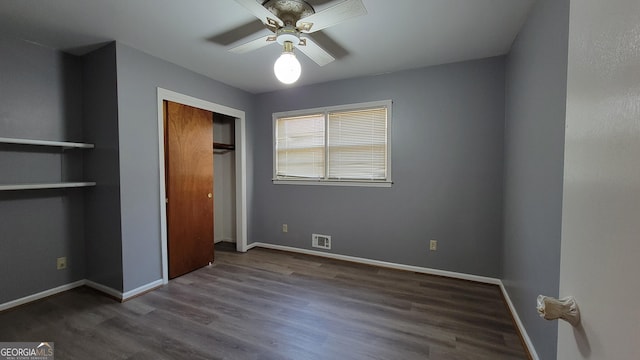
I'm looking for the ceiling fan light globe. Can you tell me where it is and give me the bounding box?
[274,52,301,84]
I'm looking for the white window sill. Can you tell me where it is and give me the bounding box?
[272,179,392,188]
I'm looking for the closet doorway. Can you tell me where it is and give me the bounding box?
[157,88,247,284]
[213,114,236,247]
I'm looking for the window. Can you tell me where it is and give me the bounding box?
[273,100,392,187]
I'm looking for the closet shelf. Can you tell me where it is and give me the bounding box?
[0,182,97,191]
[0,137,94,149]
[213,142,235,151]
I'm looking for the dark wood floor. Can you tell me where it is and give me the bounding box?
[0,245,528,359]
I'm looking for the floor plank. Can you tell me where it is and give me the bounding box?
[0,246,528,359]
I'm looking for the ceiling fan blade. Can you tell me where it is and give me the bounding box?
[234,0,283,27]
[296,0,367,33]
[229,35,275,54]
[298,35,335,66]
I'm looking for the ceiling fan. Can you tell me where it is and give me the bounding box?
[231,0,367,84]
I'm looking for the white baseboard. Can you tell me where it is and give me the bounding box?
[85,279,164,301]
[245,242,259,251]
[122,279,163,301]
[84,280,122,300]
[0,280,85,312]
[1,278,165,311]
[250,242,501,285]
[499,283,540,360]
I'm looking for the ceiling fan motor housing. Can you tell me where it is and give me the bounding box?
[263,0,315,26]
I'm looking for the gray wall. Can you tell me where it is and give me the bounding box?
[82,42,123,290]
[114,43,255,292]
[502,0,569,358]
[252,57,506,277]
[0,37,86,302]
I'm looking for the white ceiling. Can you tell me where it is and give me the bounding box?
[0,0,535,94]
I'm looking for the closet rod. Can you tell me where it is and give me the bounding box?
[213,142,235,150]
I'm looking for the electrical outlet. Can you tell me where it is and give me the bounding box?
[282,224,288,233]
[429,240,437,251]
[56,257,67,270]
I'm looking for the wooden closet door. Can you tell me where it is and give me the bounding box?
[165,100,214,279]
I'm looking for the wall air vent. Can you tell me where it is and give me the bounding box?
[312,234,331,250]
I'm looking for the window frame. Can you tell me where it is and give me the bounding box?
[272,99,392,187]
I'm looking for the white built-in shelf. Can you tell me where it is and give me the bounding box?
[0,137,94,149]
[0,137,96,191]
[0,182,97,191]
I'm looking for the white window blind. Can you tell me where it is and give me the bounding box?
[328,107,387,180]
[273,100,392,186]
[275,113,325,179]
